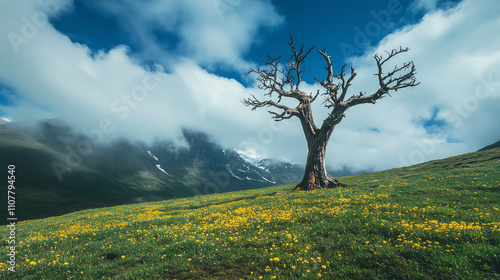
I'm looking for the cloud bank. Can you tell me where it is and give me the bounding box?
[0,0,499,172]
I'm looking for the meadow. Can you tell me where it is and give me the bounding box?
[1,148,500,279]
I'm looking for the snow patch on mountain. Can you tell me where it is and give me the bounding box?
[260,175,276,184]
[147,150,172,177]
[156,164,172,177]
[236,150,269,171]
[147,150,159,161]
[226,165,243,180]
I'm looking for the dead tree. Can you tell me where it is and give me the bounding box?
[243,35,419,191]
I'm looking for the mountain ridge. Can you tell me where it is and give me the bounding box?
[478,140,500,151]
[0,120,304,220]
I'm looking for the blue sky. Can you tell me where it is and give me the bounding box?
[48,0,446,84]
[0,0,499,171]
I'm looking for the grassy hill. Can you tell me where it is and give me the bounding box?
[1,148,500,279]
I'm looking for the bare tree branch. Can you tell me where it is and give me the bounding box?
[336,65,357,103]
[316,50,334,86]
[310,90,320,103]
[242,94,298,121]
[243,35,318,137]
[315,50,338,106]
[268,110,295,121]
[373,47,419,91]
[288,34,315,91]
[315,54,357,115]
[247,54,307,104]
[312,46,419,131]
[343,47,419,108]
[243,36,419,191]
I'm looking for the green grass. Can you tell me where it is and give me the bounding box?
[2,148,500,279]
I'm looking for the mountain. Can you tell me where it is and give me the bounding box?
[478,140,500,151]
[0,120,304,220]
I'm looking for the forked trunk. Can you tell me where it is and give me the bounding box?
[293,135,342,191]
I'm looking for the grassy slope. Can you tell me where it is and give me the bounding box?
[1,148,500,279]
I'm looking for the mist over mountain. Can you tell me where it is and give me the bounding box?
[0,120,293,220]
[0,119,368,220]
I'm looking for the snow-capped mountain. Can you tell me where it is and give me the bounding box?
[233,150,303,184]
[146,131,303,189]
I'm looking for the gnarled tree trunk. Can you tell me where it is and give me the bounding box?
[294,128,342,191]
[294,145,341,191]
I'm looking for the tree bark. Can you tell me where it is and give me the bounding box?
[293,130,342,191]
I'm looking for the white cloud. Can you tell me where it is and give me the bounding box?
[0,0,499,174]
[83,0,283,71]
